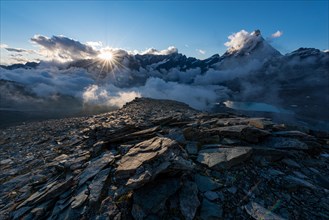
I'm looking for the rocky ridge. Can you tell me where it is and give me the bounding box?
[0,98,329,219]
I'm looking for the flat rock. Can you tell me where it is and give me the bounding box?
[179,180,200,220]
[185,142,198,155]
[284,175,316,190]
[195,174,222,192]
[245,202,285,220]
[204,191,220,201]
[78,152,114,186]
[16,177,74,210]
[71,186,88,209]
[89,168,111,204]
[247,118,274,130]
[116,137,192,189]
[116,137,180,178]
[282,158,301,168]
[0,158,14,165]
[264,137,309,150]
[197,146,252,170]
[200,199,223,220]
[210,125,270,143]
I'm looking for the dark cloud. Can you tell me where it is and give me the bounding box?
[31,35,98,61]
[5,48,29,53]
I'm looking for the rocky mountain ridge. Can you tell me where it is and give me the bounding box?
[1,98,328,219]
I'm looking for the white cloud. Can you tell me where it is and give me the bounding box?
[83,84,140,108]
[197,49,206,55]
[0,44,9,48]
[271,30,283,38]
[86,41,103,49]
[224,30,261,53]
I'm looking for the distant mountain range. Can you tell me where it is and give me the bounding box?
[1,30,328,129]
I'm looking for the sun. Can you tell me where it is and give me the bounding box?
[98,51,113,61]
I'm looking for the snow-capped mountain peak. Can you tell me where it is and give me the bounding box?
[223,30,281,58]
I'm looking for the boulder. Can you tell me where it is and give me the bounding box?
[131,178,181,219]
[197,146,252,170]
[116,137,193,189]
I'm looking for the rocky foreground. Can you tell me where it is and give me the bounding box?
[0,98,329,220]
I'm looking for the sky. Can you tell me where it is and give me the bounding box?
[0,0,328,64]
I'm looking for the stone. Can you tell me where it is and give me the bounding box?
[179,180,200,220]
[16,177,74,209]
[282,158,301,168]
[221,138,240,145]
[200,199,223,220]
[116,137,180,178]
[268,168,285,176]
[227,186,238,194]
[211,125,270,143]
[116,137,192,190]
[292,171,308,179]
[109,126,160,143]
[53,154,69,161]
[78,152,114,186]
[197,146,252,170]
[71,186,89,209]
[204,191,219,201]
[89,168,111,204]
[251,147,286,162]
[248,118,273,130]
[284,175,316,190]
[167,128,186,143]
[195,174,222,192]
[264,137,308,150]
[185,142,198,155]
[314,174,329,190]
[132,178,181,219]
[0,158,14,165]
[273,130,314,140]
[245,202,285,220]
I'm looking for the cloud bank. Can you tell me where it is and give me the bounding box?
[31,35,98,61]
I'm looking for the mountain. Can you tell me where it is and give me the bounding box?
[0,30,328,129]
[1,98,329,219]
[0,62,39,70]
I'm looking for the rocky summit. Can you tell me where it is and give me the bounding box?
[0,98,329,220]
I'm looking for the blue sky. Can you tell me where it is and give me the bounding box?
[0,0,328,64]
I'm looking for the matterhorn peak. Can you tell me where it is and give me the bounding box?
[223,29,281,58]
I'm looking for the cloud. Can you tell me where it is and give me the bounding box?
[31,35,98,61]
[5,47,29,53]
[0,43,33,53]
[86,41,103,49]
[271,30,283,38]
[82,77,227,110]
[0,44,9,48]
[224,30,261,53]
[83,84,140,108]
[197,49,206,55]
[140,46,178,55]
